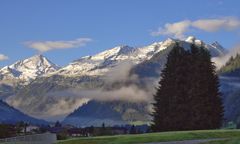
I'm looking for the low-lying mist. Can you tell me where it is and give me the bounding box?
[212,44,240,69]
[8,60,158,121]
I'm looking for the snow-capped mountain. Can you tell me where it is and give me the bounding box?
[185,36,226,57]
[0,36,224,84]
[50,43,167,76]
[51,36,224,77]
[0,54,60,85]
[5,36,227,123]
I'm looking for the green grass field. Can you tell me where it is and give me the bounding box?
[203,138,240,144]
[58,129,240,144]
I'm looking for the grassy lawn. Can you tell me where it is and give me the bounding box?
[58,129,240,144]
[202,138,240,144]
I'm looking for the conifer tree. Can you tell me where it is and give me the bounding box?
[151,44,223,132]
[151,44,190,131]
[190,46,223,129]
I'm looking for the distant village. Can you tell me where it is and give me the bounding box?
[0,122,150,140]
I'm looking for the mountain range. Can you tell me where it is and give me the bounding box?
[0,36,225,85]
[0,36,230,126]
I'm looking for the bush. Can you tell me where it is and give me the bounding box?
[57,132,68,140]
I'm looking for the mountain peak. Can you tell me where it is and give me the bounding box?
[185,36,196,42]
[116,45,135,54]
[212,41,220,45]
[107,45,133,53]
[87,45,135,61]
[31,54,44,59]
[211,41,224,49]
[0,55,60,84]
[27,54,59,68]
[27,54,45,62]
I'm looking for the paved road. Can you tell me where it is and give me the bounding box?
[144,139,224,144]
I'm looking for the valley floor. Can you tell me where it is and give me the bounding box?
[57,129,240,144]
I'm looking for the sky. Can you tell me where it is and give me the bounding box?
[0,0,240,67]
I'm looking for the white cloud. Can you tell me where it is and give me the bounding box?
[24,38,92,52]
[103,61,138,83]
[0,54,9,61]
[151,20,191,39]
[192,17,240,32]
[151,17,240,39]
[49,85,152,103]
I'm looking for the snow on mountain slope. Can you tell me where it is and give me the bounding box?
[0,36,225,83]
[185,36,226,57]
[50,39,175,76]
[0,55,60,85]
[50,36,225,77]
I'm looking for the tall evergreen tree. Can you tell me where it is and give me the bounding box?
[151,44,223,132]
[151,44,190,131]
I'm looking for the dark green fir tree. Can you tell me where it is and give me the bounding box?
[151,44,223,132]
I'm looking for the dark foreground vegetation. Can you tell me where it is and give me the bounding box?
[152,44,223,131]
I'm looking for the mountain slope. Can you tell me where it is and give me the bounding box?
[219,54,240,76]
[219,54,240,123]
[63,100,150,127]
[7,75,102,121]
[0,100,47,125]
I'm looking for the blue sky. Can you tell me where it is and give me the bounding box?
[0,0,240,67]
